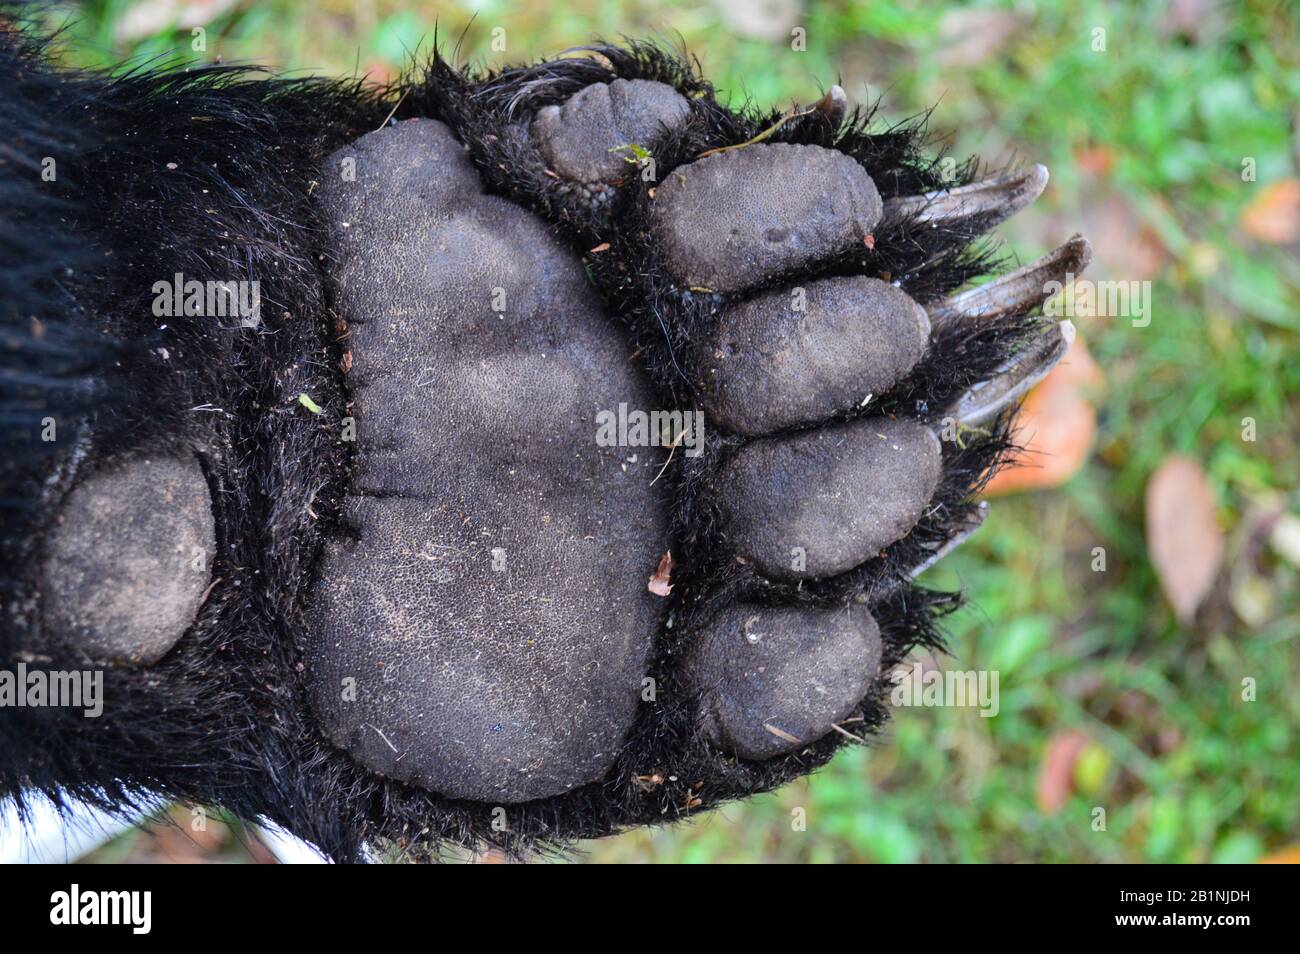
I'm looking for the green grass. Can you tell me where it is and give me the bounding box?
[54,0,1300,863]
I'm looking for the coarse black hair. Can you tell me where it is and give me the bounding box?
[0,11,1032,861]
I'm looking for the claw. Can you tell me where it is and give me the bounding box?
[944,318,1074,427]
[928,234,1093,329]
[885,163,1049,229]
[908,501,988,578]
[813,84,847,129]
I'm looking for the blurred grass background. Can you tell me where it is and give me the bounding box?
[44,0,1299,863]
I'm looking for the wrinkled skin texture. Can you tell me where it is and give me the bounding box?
[3,34,1088,859]
[696,276,932,435]
[296,88,1073,804]
[308,120,669,801]
[38,455,215,665]
[684,603,884,761]
[305,116,941,802]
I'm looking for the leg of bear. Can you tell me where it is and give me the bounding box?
[0,32,1102,857]
[384,80,1086,769]
[308,119,671,803]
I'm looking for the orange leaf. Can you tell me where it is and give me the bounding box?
[1258,845,1300,864]
[1145,456,1224,624]
[1074,145,1115,178]
[1083,195,1167,281]
[984,333,1102,495]
[1037,730,1090,815]
[1241,179,1300,245]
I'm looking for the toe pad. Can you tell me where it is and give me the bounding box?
[719,416,943,580]
[686,603,882,760]
[654,143,882,294]
[39,455,214,664]
[531,79,690,184]
[697,276,931,434]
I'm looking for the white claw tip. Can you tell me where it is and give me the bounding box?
[815,85,848,125]
[1058,318,1076,348]
[1021,163,1050,203]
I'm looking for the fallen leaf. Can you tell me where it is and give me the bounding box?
[1258,845,1300,864]
[984,333,1102,495]
[1242,179,1300,245]
[1229,566,1273,628]
[1037,730,1090,814]
[648,550,674,597]
[1073,742,1112,795]
[1226,505,1298,629]
[1074,145,1116,178]
[1082,194,1167,281]
[371,63,403,86]
[1145,456,1225,623]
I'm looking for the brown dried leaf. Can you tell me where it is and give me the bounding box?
[1037,730,1090,815]
[1074,145,1116,178]
[1145,456,1225,623]
[648,550,674,597]
[1083,195,1167,281]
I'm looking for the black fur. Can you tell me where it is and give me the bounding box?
[1,15,1037,861]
